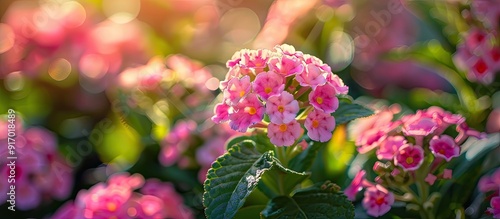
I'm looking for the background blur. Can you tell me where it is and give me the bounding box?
[0,0,498,218]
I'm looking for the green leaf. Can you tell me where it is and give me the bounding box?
[332,101,373,125]
[234,205,267,219]
[226,134,275,153]
[288,142,325,173]
[203,141,275,219]
[255,157,310,199]
[261,184,354,219]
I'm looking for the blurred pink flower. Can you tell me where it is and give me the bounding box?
[140,179,193,219]
[487,108,500,133]
[479,168,500,193]
[376,135,407,160]
[362,185,394,217]
[344,170,367,201]
[356,129,387,154]
[471,0,500,30]
[0,120,73,210]
[394,144,424,171]
[429,135,459,162]
[453,28,499,85]
[402,113,438,137]
[52,173,192,219]
[488,196,500,219]
[159,120,197,166]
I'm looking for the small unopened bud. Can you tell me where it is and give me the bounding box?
[425,174,437,185]
[442,169,452,179]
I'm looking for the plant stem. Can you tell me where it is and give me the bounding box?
[276,146,287,167]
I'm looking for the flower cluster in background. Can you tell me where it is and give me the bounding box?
[345,106,485,217]
[115,54,216,114]
[159,119,241,183]
[51,173,192,219]
[0,117,73,210]
[0,0,151,92]
[0,0,498,218]
[453,0,500,85]
[479,168,500,219]
[212,44,348,146]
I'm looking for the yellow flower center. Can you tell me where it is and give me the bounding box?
[279,124,287,132]
[312,120,319,128]
[375,197,385,205]
[107,203,117,212]
[406,157,414,164]
[247,107,257,115]
[316,97,323,104]
[278,105,285,113]
[265,87,272,94]
[239,90,246,97]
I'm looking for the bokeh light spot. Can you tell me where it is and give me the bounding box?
[4,71,25,91]
[336,4,355,22]
[316,5,334,22]
[205,77,220,91]
[127,207,137,217]
[48,58,72,81]
[103,0,140,24]
[220,8,260,44]
[0,23,15,54]
[80,54,108,80]
[327,31,354,71]
[61,1,86,28]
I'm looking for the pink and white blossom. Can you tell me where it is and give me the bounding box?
[229,94,265,132]
[295,63,327,88]
[429,135,460,162]
[224,76,252,105]
[253,71,285,100]
[376,136,407,160]
[304,109,336,142]
[266,91,299,124]
[308,83,339,113]
[267,120,303,146]
[394,144,424,171]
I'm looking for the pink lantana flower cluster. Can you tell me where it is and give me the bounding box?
[0,118,73,210]
[159,118,241,182]
[345,106,485,217]
[478,168,500,218]
[453,1,500,85]
[212,44,348,146]
[116,55,215,110]
[52,173,193,219]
